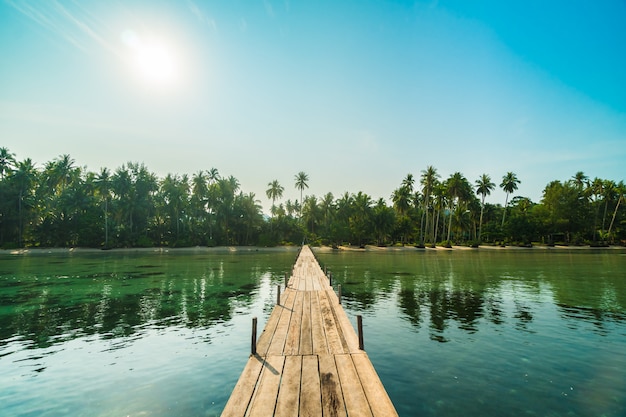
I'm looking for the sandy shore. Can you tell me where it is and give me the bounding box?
[0,246,302,255]
[316,244,625,252]
[2,244,623,256]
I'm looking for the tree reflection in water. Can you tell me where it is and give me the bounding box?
[318,249,626,343]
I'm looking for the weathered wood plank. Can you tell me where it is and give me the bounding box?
[247,355,286,417]
[325,289,357,353]
[299,291,313,355]
[268,289,296,356]
[274,355,301,417]
[351,353,399,417]
[318,289,344,354]
[319,354,347,417]
[220,355,265,417]
[335,354,373,417]
[299,355,322,417]
[310,291,328,355]
[255,307,282,357]
[284,290,303,355]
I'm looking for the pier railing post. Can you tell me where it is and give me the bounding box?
[285,272,288,288]
[251,317,257,355]
[357,315,364,350]
[277,285,281,305]
[329,272,332,286]
[338,284,342,305]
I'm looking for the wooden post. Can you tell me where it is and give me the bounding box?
[285,272,288,288]
[277,285,281,305]
[338,284,342,305]
[329,272,332,286]
[251,317,258,355]
[357,315,364,350]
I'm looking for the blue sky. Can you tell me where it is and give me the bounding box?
[1,0,625,212]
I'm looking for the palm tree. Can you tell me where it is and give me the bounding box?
[207,167,220,184]
[571,171,588,190]
[420,166,439,245]
[294,171,309,219]
[320,192,335,238]
[601,179,617,234]
[351,192,373,246]
[607,180,625,240]
[0,147,16,179]
[401,173,415,193]
[373,198,395,246]
[500,172,520,227]
[446,172,468,243]
[13,158,37,246]
[95,167,111,247]
[266,180,284,215]
[475,173,495,242]
[302,195,320,236]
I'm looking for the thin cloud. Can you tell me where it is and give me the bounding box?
[264,0,275,18]
[6,0,119,56]
[186,0,217,32]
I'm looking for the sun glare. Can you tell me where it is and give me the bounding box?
[122,29,180,88]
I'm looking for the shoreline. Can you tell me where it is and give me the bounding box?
[1,244,624,256]
[316,244,626,252]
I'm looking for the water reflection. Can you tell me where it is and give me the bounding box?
[0,252,292,351]
[318,250,626,343]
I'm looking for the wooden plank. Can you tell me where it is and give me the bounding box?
[319,354,347,417]
[220,355,265,417]
[325,289,357,353]
[318,290,344,354]
[299,355,322,417]
[351,353,398,417]
[284,290,303,355]
[310,291,328,355]
[299,291,313,355]
[274,355,302,417]
[247,355,286,417]
[331,305,360,353]
[268,289,296,356]
[256,307,283,357]
[335,354,373,417]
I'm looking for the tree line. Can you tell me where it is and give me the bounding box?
[0,148,624,249]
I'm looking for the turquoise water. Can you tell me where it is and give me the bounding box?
[1,248,625,416]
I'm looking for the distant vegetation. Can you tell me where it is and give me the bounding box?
[0,148,624,249]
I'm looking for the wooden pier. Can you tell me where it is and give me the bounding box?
[221,245,398,417]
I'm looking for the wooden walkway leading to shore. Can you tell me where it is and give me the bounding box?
[221,245,398,417]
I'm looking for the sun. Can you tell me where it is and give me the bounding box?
[133,43,176,84]
[122,30,180,87]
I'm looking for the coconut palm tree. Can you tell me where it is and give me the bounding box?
[607,180,625,240]
[402,173,415,193]
[294,171,309,219]
[320,192,335,238]
[588,177,604,241]
[0,147,16,179]
[12,158,37,246]
[500,172,520,227]
[420,166,439,244]
[266,180,284,214]
[95,167,111,247]
[207,168,220,184]
[571,171,589,190]
[475,173,495,242]
[446,172,469,243]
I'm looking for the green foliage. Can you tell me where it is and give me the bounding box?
[0,150,624,249]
